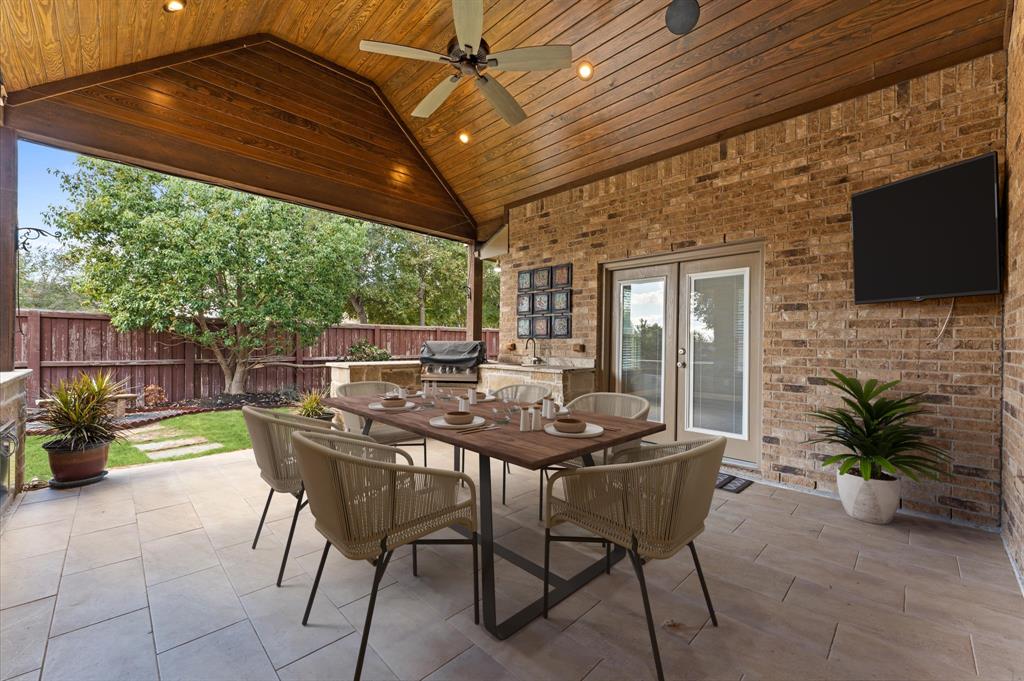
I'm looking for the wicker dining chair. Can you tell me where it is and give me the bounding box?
[242,406,359,587]
[536,392,651,520]
[542,437,727,681]
[291,430,479,681]
[491,384,552,504]
[332,380,429,464]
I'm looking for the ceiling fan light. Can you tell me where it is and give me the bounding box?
[163,0,186,12]
[576,61,594,80]
[458,132,471,144]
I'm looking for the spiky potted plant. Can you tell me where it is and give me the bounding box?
[295,388,332,421]
[40,372,128,485]
[809,370,949,524]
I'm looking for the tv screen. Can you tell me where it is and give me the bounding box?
[851,153,1000,304]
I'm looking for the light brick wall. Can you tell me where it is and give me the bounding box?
[500,54,1007,527]
[1002,0,1024,575]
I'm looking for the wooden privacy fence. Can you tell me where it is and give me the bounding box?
[14,309,499,405]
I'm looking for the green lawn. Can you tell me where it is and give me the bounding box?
[24,408,261,482]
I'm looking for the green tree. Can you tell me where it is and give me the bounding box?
[17,245,94,311]
[47,158,355,394]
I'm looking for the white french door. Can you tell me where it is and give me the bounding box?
[609,249,762,464]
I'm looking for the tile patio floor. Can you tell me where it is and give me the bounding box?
[1,441,1022,681]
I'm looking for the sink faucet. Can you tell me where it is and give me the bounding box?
[524,338,541,364]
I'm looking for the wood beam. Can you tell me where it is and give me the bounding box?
[0,127,16,372]
[467,244,483,342]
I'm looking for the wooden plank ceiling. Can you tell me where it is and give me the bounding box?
[1,0,1009,240]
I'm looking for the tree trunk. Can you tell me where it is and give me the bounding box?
[418,279,426,326]
[350,295,368,324]
[227,362,249,395]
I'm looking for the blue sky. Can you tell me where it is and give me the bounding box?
[18,140,79,248]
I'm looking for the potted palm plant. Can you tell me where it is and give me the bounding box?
[40,372,128,486]
[809,370,949,524]
[295,388,332,421]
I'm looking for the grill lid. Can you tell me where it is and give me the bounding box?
[419,340,487,369]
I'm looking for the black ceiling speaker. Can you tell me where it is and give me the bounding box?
[665,0,700,35]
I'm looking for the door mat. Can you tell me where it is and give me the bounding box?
[715,473,753,494]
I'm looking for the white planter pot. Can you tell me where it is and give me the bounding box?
[836,471,900,524]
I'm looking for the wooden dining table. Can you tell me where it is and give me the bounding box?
[324,393,665,640]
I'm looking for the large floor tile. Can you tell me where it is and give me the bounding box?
[0,597,54,681]
[63,522,140,575]
[136,502,202,543]
[827,621,976,680]
[0,550,64,610]
[5,498,79,531]
[423,645,518,681]
[40,609,158,681]
[0,520,72,563]
[243,574,353,669]
[219,535,306,597]
[141,527,218,585]
[156,620,277,681]
[293,544,397,608]
[148,565,246,652]
[50,558,147,636]
[69,497,136,537]
[277,633,396,681]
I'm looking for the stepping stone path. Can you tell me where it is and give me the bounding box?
[120,424,224,461]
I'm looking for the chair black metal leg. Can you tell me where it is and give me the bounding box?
[606,541,611,574]
[302,541,331,625]
[543,528,551,617]
[412,542,418,577]
[502,464,507,505]
[629,538,664,681]
[422,440,428,467]
[252,488,273,549]
[355,542,393,681]
[538,471,544,522]
[277,485,304,587]
[472,532,480,625]
[689,541,718,626]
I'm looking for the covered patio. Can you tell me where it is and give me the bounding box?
[2,1,1024,680]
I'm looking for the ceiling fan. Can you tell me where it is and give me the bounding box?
[359,0,572,126]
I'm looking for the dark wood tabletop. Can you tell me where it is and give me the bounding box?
[324,394,666,470]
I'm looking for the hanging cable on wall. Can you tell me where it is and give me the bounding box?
[929,297,956,345]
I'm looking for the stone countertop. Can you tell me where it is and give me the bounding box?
[480,362,595,374]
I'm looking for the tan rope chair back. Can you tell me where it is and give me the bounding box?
[493,383,551,404]
[332,381,400,433]
[242,406,335,494]
[566,392,650,453]
[292,430,477,561]
[547,437,726,559]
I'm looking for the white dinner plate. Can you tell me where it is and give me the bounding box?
[429,415,486,429]
[369,401,416,411]
[543,423,604,438]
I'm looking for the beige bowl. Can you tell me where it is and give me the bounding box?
[553,418,586,434]
[444,411,474,425]
[380,397,406,408]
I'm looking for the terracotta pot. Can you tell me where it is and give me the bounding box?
[836,470,900,524]
[43,440,110,483]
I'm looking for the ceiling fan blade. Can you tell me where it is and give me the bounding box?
[475,75,526,126]
[412,75,463,118]
[488,45,572,71]
[359,40,448,63]
[452,0,483,55]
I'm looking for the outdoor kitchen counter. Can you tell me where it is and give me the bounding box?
[478,362,595,403]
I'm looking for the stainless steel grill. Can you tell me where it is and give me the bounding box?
[419,340,487,387]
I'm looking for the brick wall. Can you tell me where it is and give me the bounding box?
[1002,0,1024,575]
[500,53,1007,526]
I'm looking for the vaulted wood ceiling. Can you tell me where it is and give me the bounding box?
[0,0,1010,240]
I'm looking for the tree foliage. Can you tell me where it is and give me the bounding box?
[17,245,94,311]
[44,157,500,394]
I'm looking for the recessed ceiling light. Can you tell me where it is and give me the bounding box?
[163,0,186,12]
[458,132,470,144]
[576,61,594,81]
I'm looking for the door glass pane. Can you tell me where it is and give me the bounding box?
[689,270,747,438]
[618,279,665,421]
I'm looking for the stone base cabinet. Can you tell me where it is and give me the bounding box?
[328,361,422,396]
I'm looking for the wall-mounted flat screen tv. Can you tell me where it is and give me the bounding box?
[851,152,1000,304]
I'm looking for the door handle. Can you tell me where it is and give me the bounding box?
[677,361,687,368]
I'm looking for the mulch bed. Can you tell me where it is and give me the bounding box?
[26,391,295,435]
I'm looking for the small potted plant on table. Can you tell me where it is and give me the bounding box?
[40,371,128,487]
[296,388,333,422]
[810,370,949,524]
